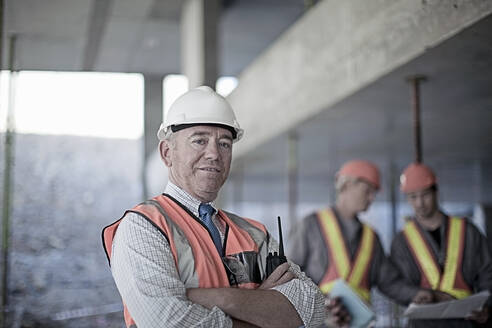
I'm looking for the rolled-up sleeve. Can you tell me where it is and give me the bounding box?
[111,212,233,328]
[268,238,326,327]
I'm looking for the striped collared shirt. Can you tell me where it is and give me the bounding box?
[110,183,325,327]
[165,182,227,239]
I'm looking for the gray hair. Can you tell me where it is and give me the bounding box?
[162,129,174,141]
[159,131,177,150]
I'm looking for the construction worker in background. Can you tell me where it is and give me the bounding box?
[289,160,433,327]
[390,162,492,327]
[102,86,325,328]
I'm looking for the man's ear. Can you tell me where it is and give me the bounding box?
[159,140,172,167]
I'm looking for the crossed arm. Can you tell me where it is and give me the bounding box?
[187,263,302,328]
[111,213,324,328]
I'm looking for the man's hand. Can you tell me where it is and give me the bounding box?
[325,297,351,327]
[432,290,455,303]
[412,289,433,304]
[467,306,489,324]
[259,262,295,290]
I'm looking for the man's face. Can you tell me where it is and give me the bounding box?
[343,179,377,213]
[160,125,233,202]
[406,187,438,219]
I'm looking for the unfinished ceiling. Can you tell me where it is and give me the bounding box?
[3,0,492,203]
[230,13,492,203]
[2,0,307,76]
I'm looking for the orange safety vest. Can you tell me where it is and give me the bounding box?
[317,208,375,302]
[102,194,269,328]
[403,216,472,299]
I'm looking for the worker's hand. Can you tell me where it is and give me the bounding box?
[259,262,294,290]
[325,297,351,327]
[412,289,433,304]
[432,290,455,303]
[467,306,489,324]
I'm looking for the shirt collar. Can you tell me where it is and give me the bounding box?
[165,182,217,218]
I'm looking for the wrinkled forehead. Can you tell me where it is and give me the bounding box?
[175,124,233,140]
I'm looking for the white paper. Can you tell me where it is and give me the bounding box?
[329,279,375,328]
[403,290,490,319]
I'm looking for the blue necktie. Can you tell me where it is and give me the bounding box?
[198,203,223,255]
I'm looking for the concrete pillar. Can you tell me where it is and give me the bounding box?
[142,74,164,199]
[181,0,219,89]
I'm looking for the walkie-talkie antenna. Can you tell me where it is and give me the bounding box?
[265,216,287,278]
[278,216,284,257]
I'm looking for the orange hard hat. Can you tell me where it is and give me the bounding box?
[337,160,380,190]
[400,163,437,193]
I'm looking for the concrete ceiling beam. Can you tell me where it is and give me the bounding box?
[82,0,114,71]
[228,0,492,160]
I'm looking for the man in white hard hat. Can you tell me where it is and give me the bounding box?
[102,86,325,328]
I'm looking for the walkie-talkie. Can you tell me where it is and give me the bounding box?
[265,216,287,278]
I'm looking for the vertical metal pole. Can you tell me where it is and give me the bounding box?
[395,75,426,326]
[287,131,299,227]
[2,34,17,328]
[406,75,427,163]
[232,161,244,215]
[388,161,401,327]
[389,162,398,236]
[0,2,5,326]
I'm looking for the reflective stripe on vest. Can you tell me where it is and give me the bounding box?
[403,217,471,299]
[102,194,269,328]
[317,208,374,302]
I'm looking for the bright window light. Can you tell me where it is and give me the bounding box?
[162,75,238,121]
[3,71,144,139]
[163,75,189,121]
[216,76,238,97]
[1,73,239,137]
[0,71,11,132]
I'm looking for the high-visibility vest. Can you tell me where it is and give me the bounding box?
[403,216,472,299]
[317,208,375,302]
[102,194,269,328]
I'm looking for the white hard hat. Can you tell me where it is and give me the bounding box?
[157,86,243,142]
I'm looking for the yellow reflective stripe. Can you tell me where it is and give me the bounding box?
[320,281,335,294]
[440,217,461,293]
[351,286,371,303]
[348,225,374,287]
[318,209,351,279]
[447,288,471,299]
[404,221,441,289]
[439,217,471,299]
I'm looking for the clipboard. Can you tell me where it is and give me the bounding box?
[403,290,490,319]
